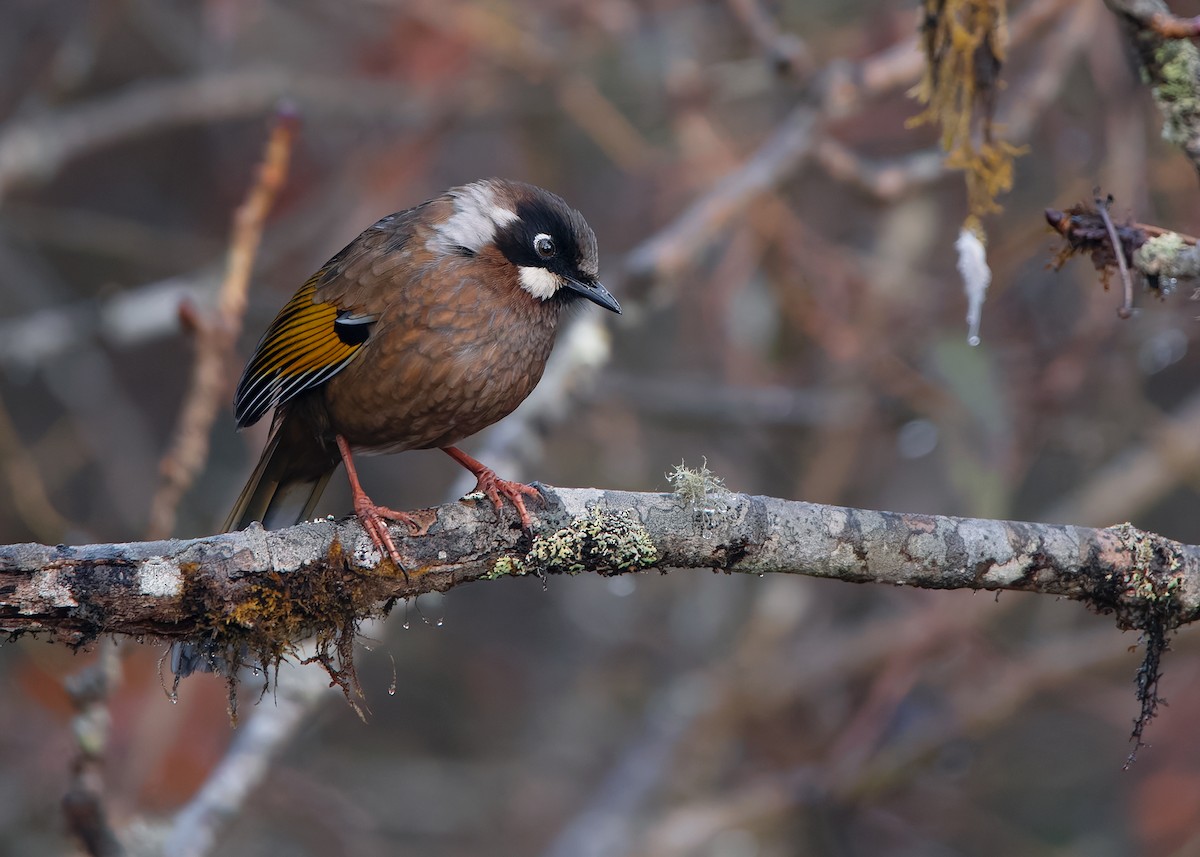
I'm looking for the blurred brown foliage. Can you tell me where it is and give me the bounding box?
[4,1,1200,856]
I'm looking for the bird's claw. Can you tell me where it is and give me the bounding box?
[353,497,422,575]
[472,472,542,530]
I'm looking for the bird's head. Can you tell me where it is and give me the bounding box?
[429,179,620,314]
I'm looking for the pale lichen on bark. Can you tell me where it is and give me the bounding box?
[2,487,1198,647]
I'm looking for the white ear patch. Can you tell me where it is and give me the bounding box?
[518,266,561,300]
[429,181,519,254]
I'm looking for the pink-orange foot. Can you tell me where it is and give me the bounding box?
[337,434,422,570]
[352,493,422,568]
[442,446,543,529]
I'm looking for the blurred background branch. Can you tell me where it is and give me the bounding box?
[145,110,295,540]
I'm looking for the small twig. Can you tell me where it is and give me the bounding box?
[1147,11,1200,39]
[145,108,297,540]
[624,105,820,283]
[1095,194,1136,318]
[555,76,659,173]
[161,654,333,857]
[999,0,1098,141]
[1046,394,1200,525]
[625,0,1074,286]
[1045,205,1197,252]
[0,392,69,542]
[0,69,427,207]
[1105,0,1200,39]
[722,0,811,74]
[539,673,709,857]
[62,644,124,857]
[813,139,945,201]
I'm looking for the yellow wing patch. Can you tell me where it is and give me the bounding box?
[233,277,369,427]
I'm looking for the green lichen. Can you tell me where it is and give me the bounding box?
[667,458,731,515]
[1134,232,1192,279]
[1112,522,1184,610]
[1151,39,1200,149]
[485,555,527,579]
[524,507,658,576]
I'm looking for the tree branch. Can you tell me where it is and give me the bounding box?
[2,487,1195,645]
[0,68,430,206]
[145,111,296,540]
[1103,0,1200,176]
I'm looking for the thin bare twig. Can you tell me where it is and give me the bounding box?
[62,644,124,857]
[627,628,1130,856]
[145,111,297,540]
[540,672,713,857]
[1042,388,1200,526]
[0,392,69,542]
[1147,11,1200,39]
[0,69,427,206]
[722,0,811,74]
[812,139,945,201]
[625,0,1077,285]
[999,0,1099,140]
[624,105,820,283]
[556,76,660,173]
[1095,194,1136,318]
[160,656,332,857]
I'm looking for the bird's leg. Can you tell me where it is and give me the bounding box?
[336,435,421,569]
[442,446,542,529]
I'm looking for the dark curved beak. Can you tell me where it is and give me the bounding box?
[563,276,621,314]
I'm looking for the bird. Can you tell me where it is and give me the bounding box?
[172,178,620,677]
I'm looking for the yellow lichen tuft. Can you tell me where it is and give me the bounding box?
[908,0,1023,217]
[176,538,391,716]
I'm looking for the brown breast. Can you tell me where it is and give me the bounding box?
[318,244,563,453]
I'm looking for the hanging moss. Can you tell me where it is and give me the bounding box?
[176,537,395,717]
[908,0,1023,216]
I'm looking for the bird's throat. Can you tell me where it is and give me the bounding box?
[517,266,560,301]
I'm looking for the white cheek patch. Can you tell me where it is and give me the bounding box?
[518,266,561,300]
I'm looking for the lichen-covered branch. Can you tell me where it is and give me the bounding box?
[2,486,1196,646]
[1045,202,1200,302]
[1103,0,1200,175]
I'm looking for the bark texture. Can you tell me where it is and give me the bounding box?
[1,486,1196,647]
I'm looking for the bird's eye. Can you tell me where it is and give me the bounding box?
[534,233,555,259]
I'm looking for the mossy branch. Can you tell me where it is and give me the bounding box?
[3,486,1198,643]
[1104,0,1200,176]
[4,484,1193,748]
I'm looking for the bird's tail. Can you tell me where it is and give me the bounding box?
[224,427,334,532]
[171,420,336,679]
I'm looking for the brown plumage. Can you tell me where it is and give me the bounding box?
[173,179,619,677]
